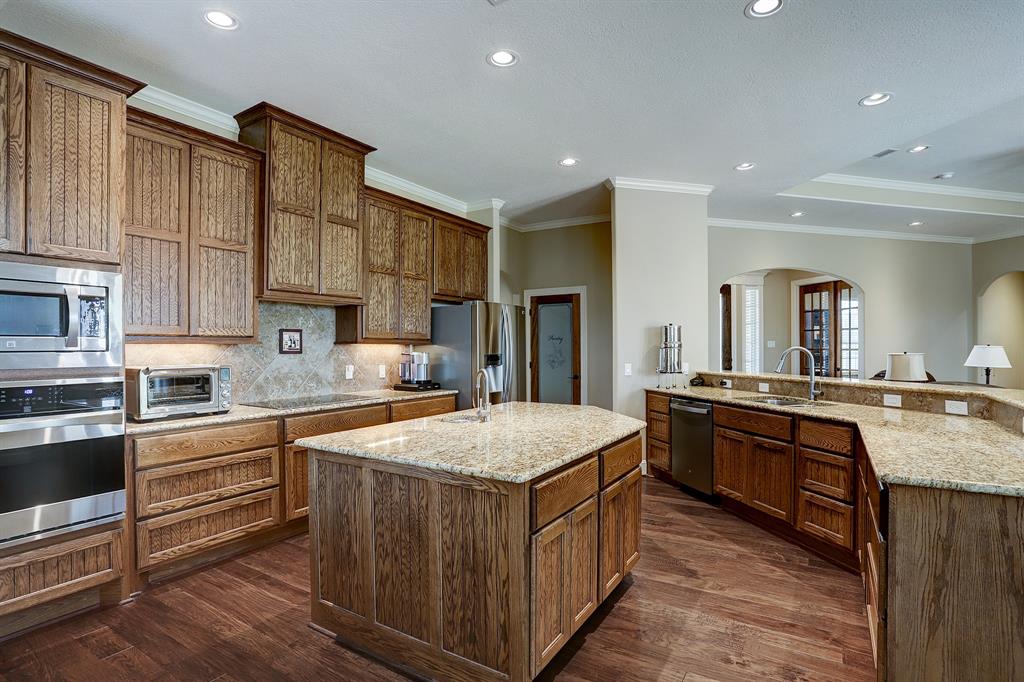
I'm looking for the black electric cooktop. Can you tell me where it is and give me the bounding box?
[241,393,369,410]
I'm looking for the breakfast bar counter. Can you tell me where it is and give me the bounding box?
[298,402,646,681]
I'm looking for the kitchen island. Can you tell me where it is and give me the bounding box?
[297,402,646,681]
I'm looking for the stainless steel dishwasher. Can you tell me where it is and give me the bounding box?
[669,397,714,495]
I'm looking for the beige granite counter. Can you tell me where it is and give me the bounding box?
[658,385,1024,497]
[296,402,647,483]
[126,389,458,435]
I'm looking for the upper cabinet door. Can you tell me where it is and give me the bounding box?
[363,198,400,339]
[0,53,25,254]
[433,219,462,298]
[400,208,432,340]
[267,120,320,293]
[123,124,190,335]
[26,65,125,264]
[462,229,487,301]
[189,144,257,337]
[320,141,363,300]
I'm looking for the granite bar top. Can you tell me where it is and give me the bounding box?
[659,385,1024,498]
[126,389,459,435]
[296,402,647,484]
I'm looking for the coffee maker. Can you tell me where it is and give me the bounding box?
[394,346,440,391]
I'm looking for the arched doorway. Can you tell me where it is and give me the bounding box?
[976,271,1024,389]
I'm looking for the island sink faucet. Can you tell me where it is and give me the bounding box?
[474,368,493,422]
[774,346,823,401]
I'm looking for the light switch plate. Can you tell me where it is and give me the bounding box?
[758,382,770,393]
[624,363,632,377]
[378,364,387,379]
[883,393,902,408]
[345,364,354,380]
[767,340,776,349]
[721,378,732,389]
[945,400,969,416]
[682,362,690,374]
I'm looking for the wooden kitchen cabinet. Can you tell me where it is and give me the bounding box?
[599,466,642,600]
[0,30,143,262]
[644,390,673,479]
[124,108,260,340]
[235,102,374,305]
[747,436,794,522]
[713,426,748,501]
[433,217,489,301]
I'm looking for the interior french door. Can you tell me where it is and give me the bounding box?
[798,280,856,378]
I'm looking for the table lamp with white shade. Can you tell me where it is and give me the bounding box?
[964,344,1012,385]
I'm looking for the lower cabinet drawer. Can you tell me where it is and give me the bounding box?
[600,434,642,487]
[798,448,853,502]
[135,447,280,518]
[647,438,670,471]
[136,489,279,569]
[531,456,599,530]
[389,395,456,422]
[797,489,854,550]
[647,411,670,443]
[0,529,123,617]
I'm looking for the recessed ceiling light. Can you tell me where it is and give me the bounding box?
[204,10,239,30]
[907,145,929,154]
[934,172,955,180]
[558,157,579,167]
[909,221,924,227]
[734,162,756,171]
[790,211,804,218]
[486,50,518,67]
[744,0,783,18]
[859,92,893,107]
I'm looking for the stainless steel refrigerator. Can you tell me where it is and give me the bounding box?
[424,302,526,411]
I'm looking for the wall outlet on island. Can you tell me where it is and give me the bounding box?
[378,364,387,379]
[945,400,969,416]
[883,393,902,408]
[758,382,770,393]
[721,378,732,388]
[345,364,354,380]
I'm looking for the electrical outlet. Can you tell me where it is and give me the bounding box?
[883,393,902,408]
[345,364,354,380]
[767,340,776,349]
[721,378,732,389]
[624,363,632,377]
[378,364,387,379]
[944,400,969,416]
[758,382,770,393]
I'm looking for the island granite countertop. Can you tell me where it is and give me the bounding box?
[661,385,1024,497]
[296,401,647,483]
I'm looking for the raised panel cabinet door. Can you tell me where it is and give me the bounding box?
[433,219,462,297]
[284,444,309,520]
[320,141,364,300]
[461,229,488,300]
[267,120,319,293]
[713,427,747,502]
[26,65,125,263]
[531,514,571,675]
[748,436,795,522]
[0,53,25,253]
[189,144,257,337]
[123,123,190,335]
[621,467,642,574]
[400,208,432,339]
[363,198,400,339]
[567,496,599,635]
[598,476,624,600]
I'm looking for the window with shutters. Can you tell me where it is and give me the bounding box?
[741,285,762,373]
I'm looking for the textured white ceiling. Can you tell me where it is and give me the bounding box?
[1,0,1022,238]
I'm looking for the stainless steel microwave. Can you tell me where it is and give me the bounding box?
[0,261,123,370]
[125,365,232,421]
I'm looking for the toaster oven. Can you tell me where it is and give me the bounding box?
[125,365,232,421]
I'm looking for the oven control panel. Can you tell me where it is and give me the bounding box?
[0,381,123,420]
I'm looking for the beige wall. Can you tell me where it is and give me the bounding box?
[515,222,613,409]
[500,225,525,305]
[976,271,1024,389]
[973,235,1024,298]
[708,227,973,381]
[612,189,709,419]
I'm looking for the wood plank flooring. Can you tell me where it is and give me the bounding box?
[0,478,873,681]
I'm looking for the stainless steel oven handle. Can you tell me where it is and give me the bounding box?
[64,285,81,349]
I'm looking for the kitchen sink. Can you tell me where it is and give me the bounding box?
[740,396,828,407]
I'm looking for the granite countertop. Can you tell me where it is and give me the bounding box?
[661,386,1024,497]
[296,402,647,484]
[126,389,459,435]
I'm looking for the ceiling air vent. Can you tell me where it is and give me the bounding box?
[872,148,899,158]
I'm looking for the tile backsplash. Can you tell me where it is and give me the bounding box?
[125,302,405,403]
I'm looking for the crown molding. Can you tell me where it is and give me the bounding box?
[364,166,468,216]
[605,177,715,196]
[814,173,1024,203]
[971,228,1024,244]
[129,86,240,137]
[466,198,506,212]
[708,217,976,245]
[504,213,611,233]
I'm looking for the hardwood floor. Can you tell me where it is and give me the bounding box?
[0,479,873,681]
